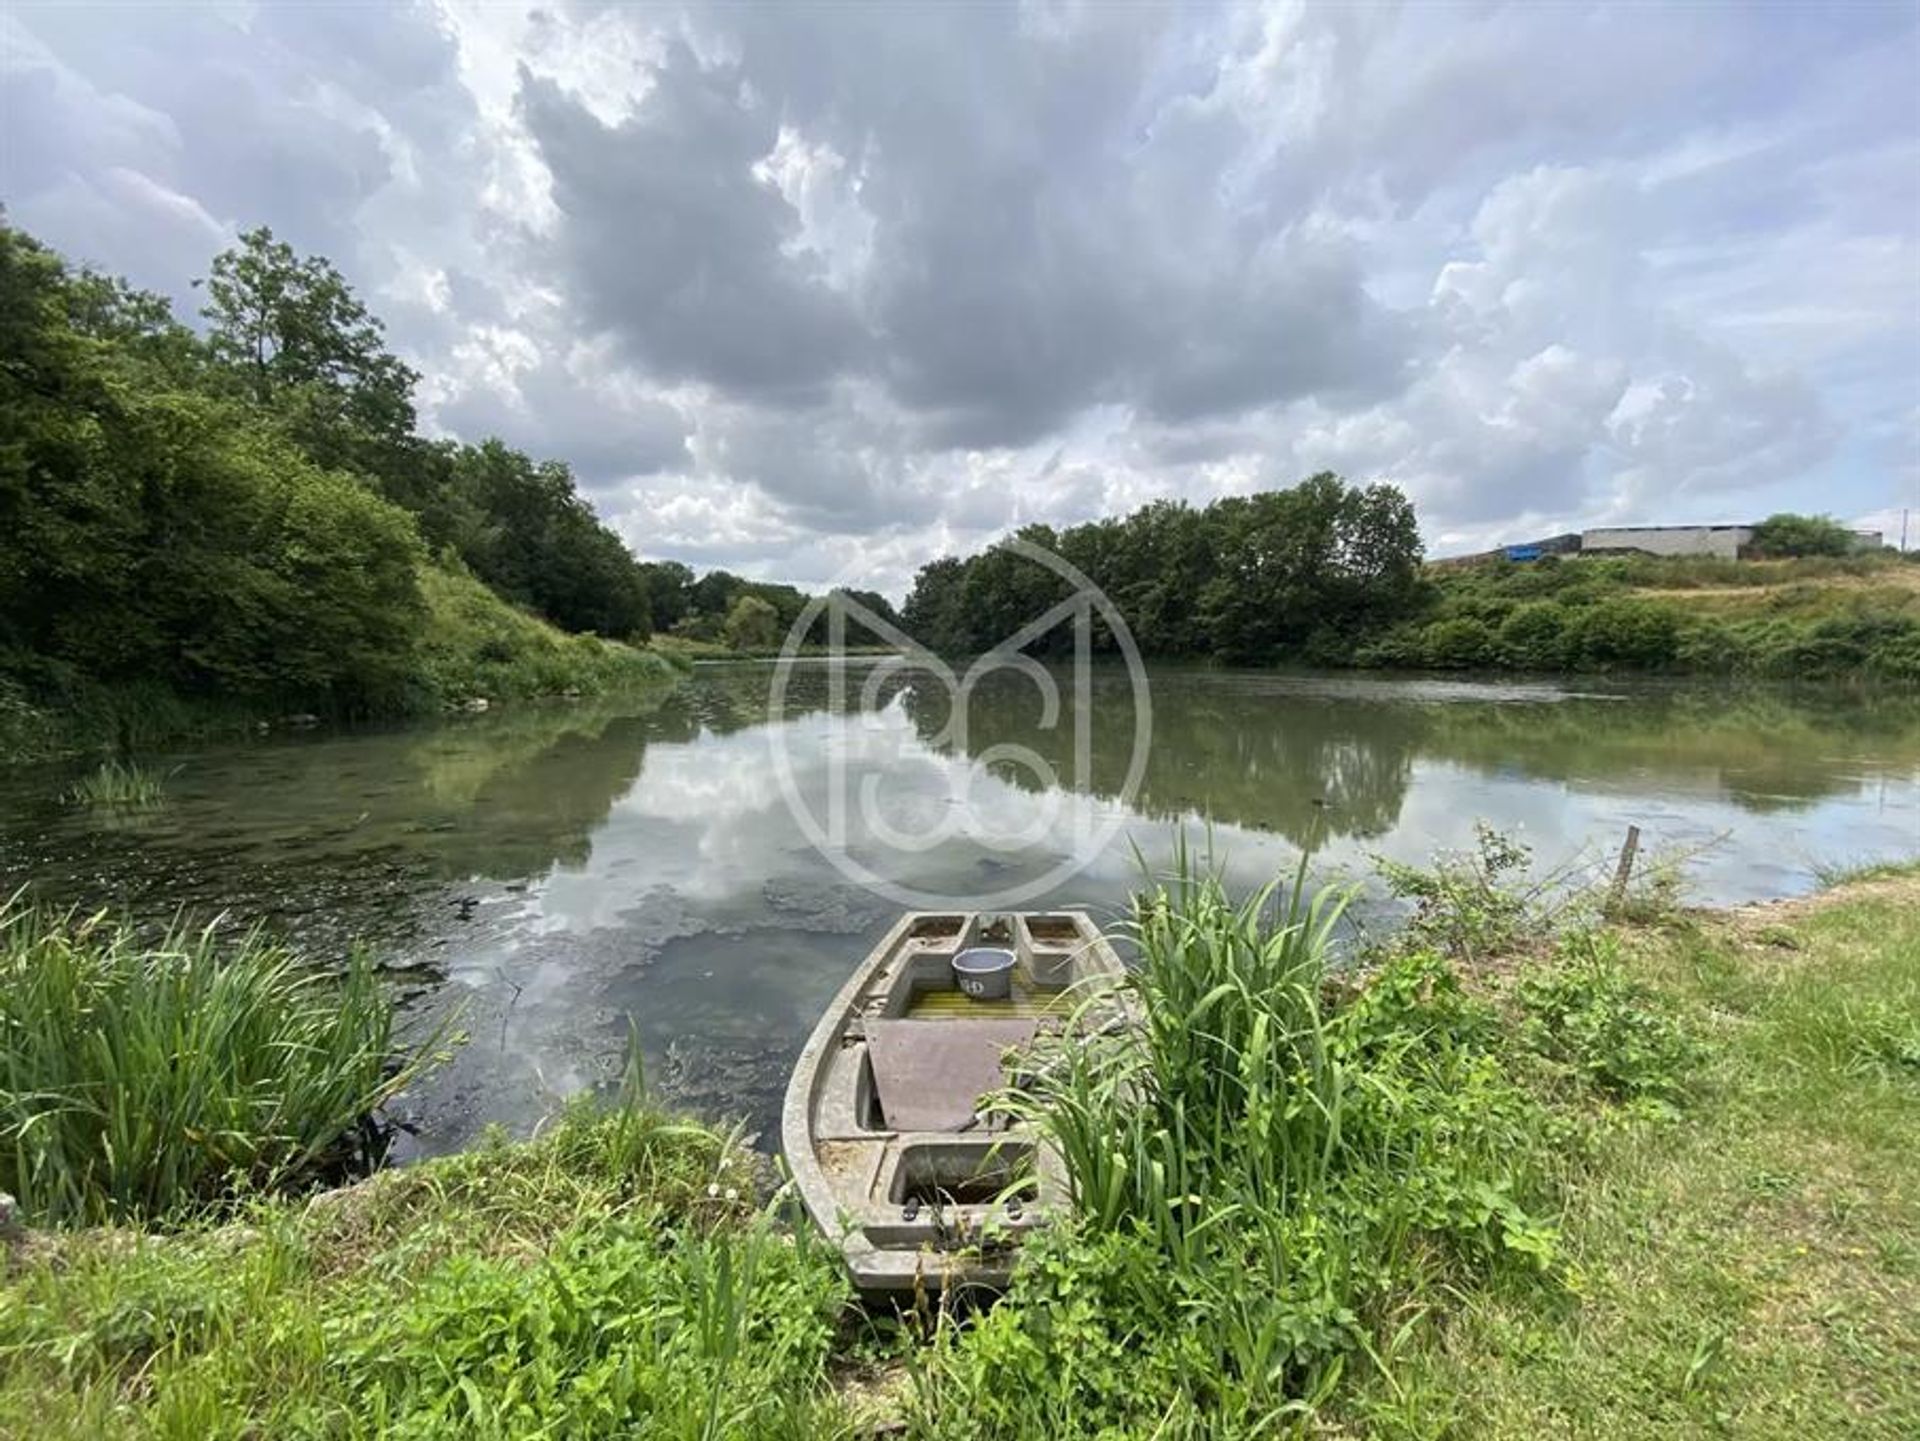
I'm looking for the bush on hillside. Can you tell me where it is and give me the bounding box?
[1497,601,1573,670]
[1747,512,1862,559]
[1565,598,1680,670]
[1419,616,1501,669]
[415,565,677,705]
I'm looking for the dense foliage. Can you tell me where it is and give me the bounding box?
[1362,551,1920,680]
[1,228,425,715]
[1,221,682,747]
[4,851,1915,1435]
[909,853,1582,1435]
[902,473,1425,662]
[0,1099,848,1439]
[899,482,1915,680]
[1747,511,1864,559]
[647,566,899,650]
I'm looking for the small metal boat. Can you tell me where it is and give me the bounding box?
[781,910,1129,1294]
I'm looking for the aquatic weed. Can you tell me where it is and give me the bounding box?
[61,758,172,809]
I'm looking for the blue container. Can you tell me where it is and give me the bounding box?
[952,947,1017,1001]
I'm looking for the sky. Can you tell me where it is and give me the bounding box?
[4,1,1917,594]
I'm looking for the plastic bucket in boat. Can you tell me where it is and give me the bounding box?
[952,947,1016,1001]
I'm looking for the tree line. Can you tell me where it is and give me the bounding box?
[896,481,1916,681]
[900,474,1427,663]
[0,220,845,737]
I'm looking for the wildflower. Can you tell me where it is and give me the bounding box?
[707,1182,720,1199]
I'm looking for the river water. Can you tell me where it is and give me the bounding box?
[3,662,1916,1151]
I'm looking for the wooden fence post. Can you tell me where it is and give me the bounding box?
[1607,825,1642,917]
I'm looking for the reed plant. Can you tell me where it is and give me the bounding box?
[0,896,440,1226]
[1045,838,1352,1246]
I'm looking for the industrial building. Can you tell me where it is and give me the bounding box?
[1579,524,1755,559]
[1445,523,1885,566]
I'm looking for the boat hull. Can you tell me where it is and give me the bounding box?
[780,910,1127,1295]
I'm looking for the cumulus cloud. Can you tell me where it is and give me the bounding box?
[3,0,1914,593]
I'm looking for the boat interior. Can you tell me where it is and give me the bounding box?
[793,910,1127,1285]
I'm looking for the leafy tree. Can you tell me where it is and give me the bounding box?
[639,560,695,632]
[194,228,489,550]
[830,588,901,635]
[1747,513,1860,559]
[689,570,744,619]
[900,557,970,653]
[722,594,780,651]
[447,441,650,639]
[201,226,419,441]
[65,268,204,385]
[0,223,424,712]
[900,473,1425,662]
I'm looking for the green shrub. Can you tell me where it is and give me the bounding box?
[0,898,443,1226]
[1747,512,1861,558]
[1377,822,1551,963]
[722,593,782,651]
[1418,616,1500,668]
[1497,601,1572,670]
[1567,598,1679,669]
[1515,931,1700,1106]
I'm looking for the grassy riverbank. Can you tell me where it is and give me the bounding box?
[646,634,901,663]
[1360,865,1920,1436]
[1359,551,1920,681]
[2,862,1914,1436]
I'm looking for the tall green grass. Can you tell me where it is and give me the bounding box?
[415,564,680,704]
[916,847,1569,1435]
[0,898,440,1226]
[1045,844,1351,1248]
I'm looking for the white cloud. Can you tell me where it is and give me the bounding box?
[3,0,1913,585]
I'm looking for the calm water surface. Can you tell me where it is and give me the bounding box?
[3,663,1916,1151]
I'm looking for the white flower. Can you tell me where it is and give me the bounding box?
[706,1183,720,1199]
[724,1187,739,1202]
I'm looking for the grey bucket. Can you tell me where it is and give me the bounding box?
[952,947,1016,1001]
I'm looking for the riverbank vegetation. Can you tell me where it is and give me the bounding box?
[4,855,1913,1435]
[899,477,1919,682]
[0,900,439,1228]
[1360,547,1920,681]
[0,223,684,762]
[0,1100,846,1438]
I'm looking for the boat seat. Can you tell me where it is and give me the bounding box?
[865,1019,1039,1131]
